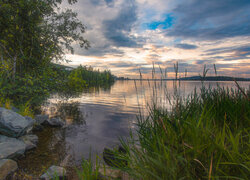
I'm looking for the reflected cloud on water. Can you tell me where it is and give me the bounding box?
[17,80,250,177]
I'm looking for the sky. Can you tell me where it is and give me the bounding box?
[61,0,250,78]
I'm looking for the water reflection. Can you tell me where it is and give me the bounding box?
[42,102,85,125]
[17,80,250,178]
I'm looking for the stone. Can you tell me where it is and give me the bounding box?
[21,140,36,151]
[0,107,34,137]
[35,115,49,125]
[0,135,27,159]
[19,134,38,150]
[0,159,18,180]
[25,116,35,134]
[40,165,66,180]
[19,134,38,144]
[46,118,65,127]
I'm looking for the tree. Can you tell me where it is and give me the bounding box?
[0,0,89,80]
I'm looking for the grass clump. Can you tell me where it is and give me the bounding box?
[118,85,250,180]
[76,155,104,180]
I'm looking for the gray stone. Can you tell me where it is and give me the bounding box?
[40,165,66,180]
[46,118,65,127]
[22,140,36,150]
[0,159,18,180]
[0,108,34,137]
[25,116,35,134]
[19,134,38,144]
[19,134,38,150]
[0,135,27,159]
[35,114,49,125]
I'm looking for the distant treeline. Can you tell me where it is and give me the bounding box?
[124,76,250,81]
[179,76,250,81]
[67,65,115,90]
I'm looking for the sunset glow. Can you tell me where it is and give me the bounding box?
[61,0,250,78]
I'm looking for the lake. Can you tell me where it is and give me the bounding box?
[17,80,250,178]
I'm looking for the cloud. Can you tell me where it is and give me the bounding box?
[104,0,114,6]
[203,45,250,61]
[61,0,250,78]
[175,43,198,50]
[103,0,139,47]
[89,0,114,6]
[193,60,216,65]
[166,0,250,40]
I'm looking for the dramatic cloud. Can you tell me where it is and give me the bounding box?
[103,0,138,47]
[60,0,250,78]
[166,0,250,40]
[175,43,198,50]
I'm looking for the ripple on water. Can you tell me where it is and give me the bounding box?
[16,80,250,178]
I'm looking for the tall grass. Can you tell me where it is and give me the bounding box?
[74,64,249,179]
[76,155,105,180]
[114,64,250,179]
[118,82,250,179]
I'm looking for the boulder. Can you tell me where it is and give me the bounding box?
[40,165,66,180]
[19,134,38,150]
[0,107,34,137]
[35,114,49,125]
[0,159,18,180]
[46,118,65,127]
[0,135,27,159]
[24,116,35,134]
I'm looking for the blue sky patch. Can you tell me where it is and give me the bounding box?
[144,14,175,30]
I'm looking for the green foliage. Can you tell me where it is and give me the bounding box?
[68,67,88,92]
[76,155,103,180]
[0,73,49,106]
[0,0,89,78]
[18,101,34,118]
[0,63,115,109]
[0,0,117,109]
[0,97,12,109]
[67,66,115,92]
[0,97,34,117]
[118,85,250,180]
[0,0,91,108]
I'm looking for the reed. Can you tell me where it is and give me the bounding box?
[116,65,250,180]
[76,64,250,179]
[76,154,105,180]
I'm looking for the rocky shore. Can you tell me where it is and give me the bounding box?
[0,107,66,180]
[0,107,131,180]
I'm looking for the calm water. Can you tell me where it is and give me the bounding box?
[17,80,250,178]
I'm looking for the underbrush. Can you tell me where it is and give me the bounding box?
[0,97,34,118]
